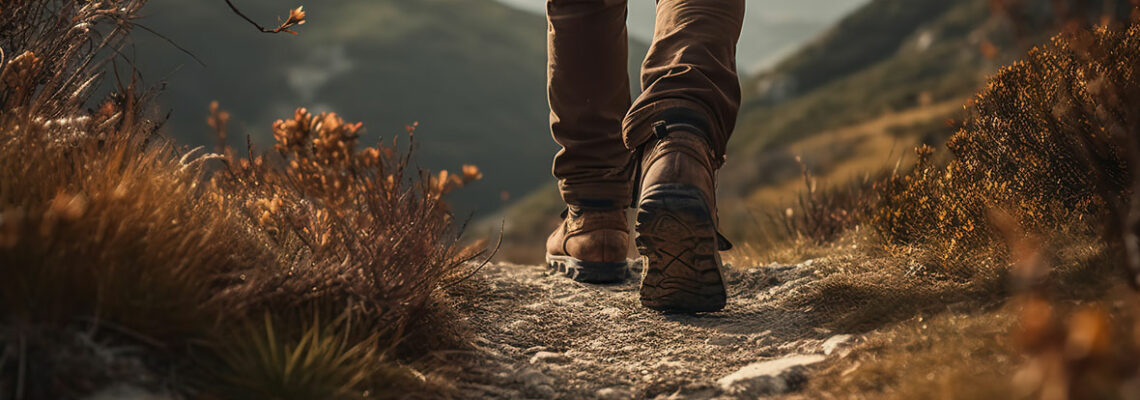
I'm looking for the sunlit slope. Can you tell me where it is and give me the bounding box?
[722,0,1129,200]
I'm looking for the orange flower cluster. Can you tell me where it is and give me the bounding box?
[270,108,365,206]
[1,51,41,88]
[1,51,42,107]
[427,165,483,200]
[215,105,483,264]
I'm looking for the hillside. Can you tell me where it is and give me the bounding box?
[724,0,998,196]
[718,0,1132,239]
[133,0,644,214]
[493,0,1127,263]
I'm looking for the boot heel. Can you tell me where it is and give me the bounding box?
[636,183,727,313]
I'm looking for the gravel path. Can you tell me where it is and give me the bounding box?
[452,259,859,399]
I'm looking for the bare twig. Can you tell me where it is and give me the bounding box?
[134,23,206,67]
[441,221,504,291]
[222,0,306,35]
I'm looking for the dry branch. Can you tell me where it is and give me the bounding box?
[223,1,306,35]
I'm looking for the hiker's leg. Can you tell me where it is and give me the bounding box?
[629,0,744,312]
[623,0,745,160]
[547,0,634,208]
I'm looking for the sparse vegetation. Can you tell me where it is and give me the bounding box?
[757,8,1140,399]
[0,0,482,397]
[7,0,1140,398]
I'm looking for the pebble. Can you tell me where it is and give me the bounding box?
[517,366,554,396]
[531,384,557,398]
[523,346,549,354]
[506,319,533,332]
[599,307,623,318]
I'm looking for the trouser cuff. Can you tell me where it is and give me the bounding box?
[622,98,726,160]
[559,181,632,209]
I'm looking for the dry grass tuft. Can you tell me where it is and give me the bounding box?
[772,159,873,244]
[0,0,483,397]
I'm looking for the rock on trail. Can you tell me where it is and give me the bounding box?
[452,259,858,399]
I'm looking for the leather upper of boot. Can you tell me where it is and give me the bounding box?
[639,125,733,251]
[546,206,630,263]
[639,127,719,216]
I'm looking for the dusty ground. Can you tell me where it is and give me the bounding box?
[451,259,861,399]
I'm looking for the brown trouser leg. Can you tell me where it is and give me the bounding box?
[547,0,634,208]
[547,0,744,206]
[625,0,745,160]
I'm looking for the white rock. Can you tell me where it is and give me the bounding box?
[717,354,825,396]
[822,334,854,356]
[530,351,571,364]
[596,387,632,399]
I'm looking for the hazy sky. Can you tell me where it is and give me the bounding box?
[496,0,869,72]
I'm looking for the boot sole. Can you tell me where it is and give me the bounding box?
[636,183,727,313]
[545,255,630,284]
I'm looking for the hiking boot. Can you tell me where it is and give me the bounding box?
[546,206,631,283]
[636,121,732,313]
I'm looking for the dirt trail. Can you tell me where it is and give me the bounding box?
[452,259,859,399]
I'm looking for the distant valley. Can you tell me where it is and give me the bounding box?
[494,0,868,73]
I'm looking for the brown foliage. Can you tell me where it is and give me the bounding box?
[868,21,1140,280]
[773,158,871,244]
[0,0,482,397]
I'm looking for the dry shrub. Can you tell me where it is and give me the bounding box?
[869,19,1140,281]
[773,159,872,244]
[974,16,1140,399]
[795,16,1140,398]
[771,13,1140,338]
[209,107,482,327]
[0,0,482,398]
[195,104,484,398]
